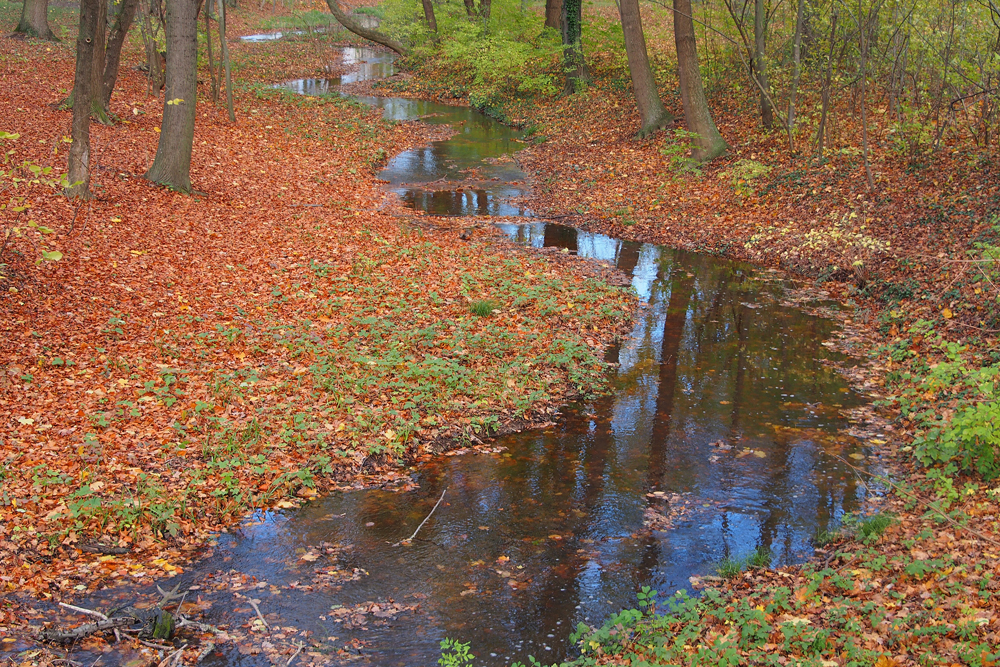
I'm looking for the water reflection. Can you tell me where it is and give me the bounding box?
[278,48,531,216]
[190,224,869,667]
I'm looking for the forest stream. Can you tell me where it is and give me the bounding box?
[47,45,879,667]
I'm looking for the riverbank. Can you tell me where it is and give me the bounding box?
[0,2,636,644]
[384,12,1000,667]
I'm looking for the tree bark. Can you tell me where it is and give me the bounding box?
[562,0,590,94]
[753,0,773,128]
[325,0,408,55]
[102,0,141,114]
[619,0,672,136]
[218,0,234,121]
[787,0,804,132]
[66,0,103,198]
[673,0,727,161]
[145,0,198,192]
[463,0,476,16]
[545,0,561,29]
[206,0,218,104]
[15,0,58,40]
[421,0,437,31]
[480,0,491,19]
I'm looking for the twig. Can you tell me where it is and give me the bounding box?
[392,487,447,546]
[834,455,1000,548]
[246,598,269,630]
[286,641,305,667]
[176,617,226,635]
[57,602,121,642]
[156,646,186,667]
[133,637,174,650]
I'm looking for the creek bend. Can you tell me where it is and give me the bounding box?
[194,46,874,666]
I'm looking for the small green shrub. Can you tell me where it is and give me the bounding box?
[438,638,474,667]
[469,299,499,317]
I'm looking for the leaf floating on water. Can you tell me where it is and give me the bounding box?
[849,453,866,460]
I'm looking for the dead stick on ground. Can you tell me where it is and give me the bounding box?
[57,602,121,642]
[286,641,305,667]
[392,487,447,546]
[835,455,1000,548]
[246,599,269,630]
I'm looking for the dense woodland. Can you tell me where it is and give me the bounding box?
[2,0,1000,664]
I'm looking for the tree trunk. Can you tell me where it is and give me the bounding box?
[814,11,837,155]
[480,0,491,19]
[325,0,408,55]
[145,0,198,192]
[218,0,234,121]
[463,0,476,17]
[206,0,218,104]
[858,0,875,191]
[102,0,141,113]
[619,0,672,136]
[787,0,804,132]
[15,0,58,40]
[545,0,561,29]
[673,0,727,161]
[421,0,437,31]
[753,0,773,128]
[562,0,590,94]
[66,0,103,198]
[86,0,109,124]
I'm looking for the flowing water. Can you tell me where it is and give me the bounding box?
[30,46,876,667]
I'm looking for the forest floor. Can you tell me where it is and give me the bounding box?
[2,0,1000,665]
[0,3,636,659]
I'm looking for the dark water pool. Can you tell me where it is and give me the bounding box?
[181,222,872,667]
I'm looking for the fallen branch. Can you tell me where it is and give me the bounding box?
[286,641,305,667]
[392,487,447,546]
[246,598,269,630]
[39,617,134,643]
[56,602,122,642]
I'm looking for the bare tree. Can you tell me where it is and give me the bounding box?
[15,0,57,40]
[619,0,673,136]
[674,0,728,160]
[562,0,590,93]
[66,0,105,198]
[101,0,141,114]
[145,0,199,191]
[325,0,408,55]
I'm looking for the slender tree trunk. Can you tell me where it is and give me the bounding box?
[15,0,58,40]
[85,0,109,124]
[619,0,672,136]
[325,0,408,54]
[545,0,561,29]
[673,0,727,161]
[562,0,590,94]
[787,0,804,133]
[206,0,218,104]
[480,0,491,19]
[753,0,773,128]
[814,11,837,155]
[102,0,141,113]
[858,0,875,191]
[139,0,165,95]
[219,0,234,121]
[421,0,437,31]
[66,0,103,198]
[145,0,199,192]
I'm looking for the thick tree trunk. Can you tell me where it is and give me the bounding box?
[562,0,590,94]
[145,0,198,192]
[325,0,408,55]
[66,0,103,198]
[545,0,561,29]
[463,0,476,16]
[16,0,58,40]
[619,0,672,136]
[102,0,140,113]
[753,0,773,128]
[673,0,727,161]
[218,0,234,121]
[421,0,437,31]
